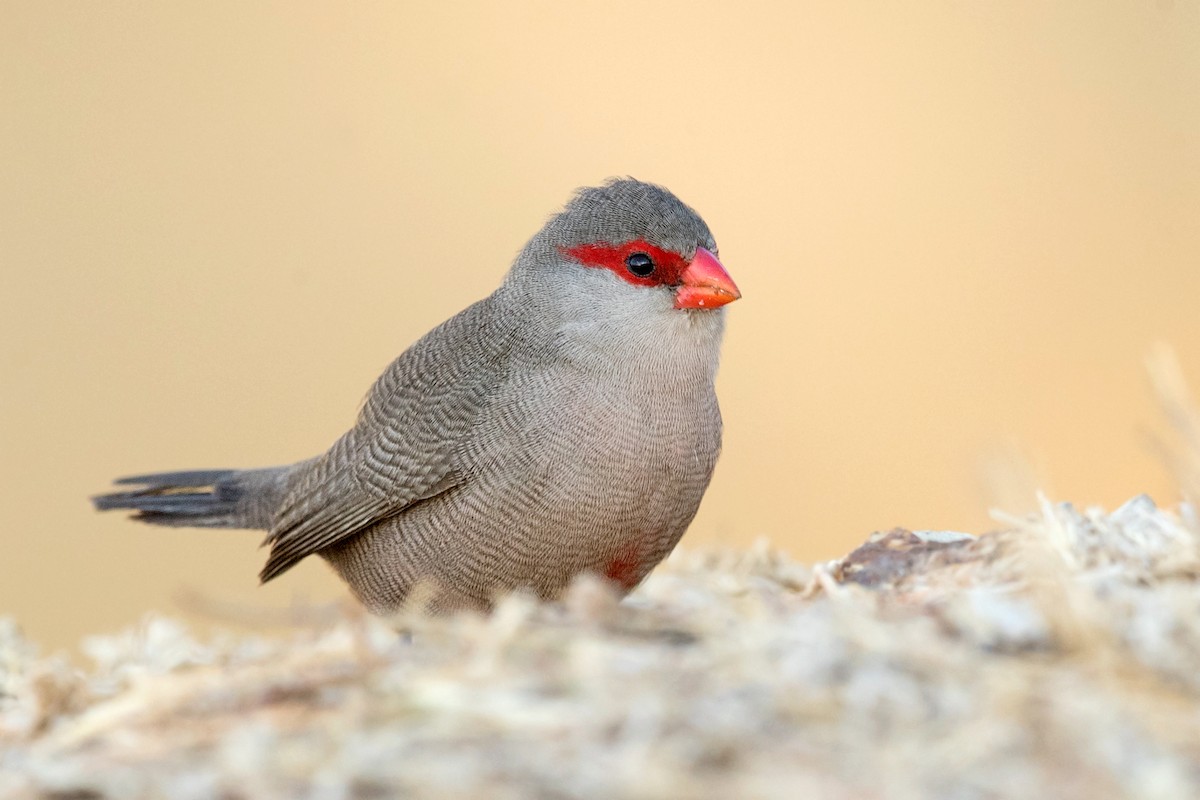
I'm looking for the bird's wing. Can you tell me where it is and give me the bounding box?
[259,298,512,581]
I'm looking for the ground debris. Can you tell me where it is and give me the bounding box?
[4,497,1200,799]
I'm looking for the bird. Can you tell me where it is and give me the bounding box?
[93,178,740,615]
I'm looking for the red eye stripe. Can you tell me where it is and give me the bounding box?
[559,239,689,288]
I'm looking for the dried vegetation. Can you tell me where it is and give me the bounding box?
[5,351,1200,799]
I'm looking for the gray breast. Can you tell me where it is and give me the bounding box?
[322,361,721,613]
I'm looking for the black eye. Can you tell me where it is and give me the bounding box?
[625,252,655,277]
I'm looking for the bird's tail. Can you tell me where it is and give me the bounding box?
[92,467,289,530]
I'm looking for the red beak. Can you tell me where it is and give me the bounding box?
[674,247,741,310]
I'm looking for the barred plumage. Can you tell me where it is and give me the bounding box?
[93,178,738,613]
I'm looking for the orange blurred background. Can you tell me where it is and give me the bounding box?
[3,2,1198,649]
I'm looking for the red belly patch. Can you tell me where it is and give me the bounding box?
[603,544,644,591]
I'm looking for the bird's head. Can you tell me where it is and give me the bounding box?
[513,179,740,322]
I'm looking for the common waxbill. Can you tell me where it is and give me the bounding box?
[93,178,740,613]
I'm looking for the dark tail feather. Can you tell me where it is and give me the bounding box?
[112,470,238,488]
[93,469,244,528]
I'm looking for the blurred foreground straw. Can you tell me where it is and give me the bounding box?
[1147,343,1200,512]
[5,350,1200,799]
